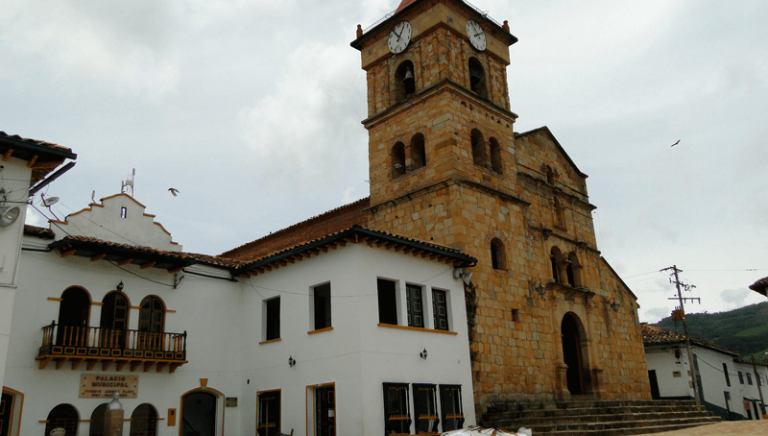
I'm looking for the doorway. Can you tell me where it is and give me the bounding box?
[307,385,335,436]
[561,313,587,395]
[1,392,13,436]
[56,287,90,346]
[182,392,217,436]
[648,370,660,399]
[100,292,128,348]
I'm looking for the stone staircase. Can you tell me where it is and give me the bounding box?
[479,399,721,436]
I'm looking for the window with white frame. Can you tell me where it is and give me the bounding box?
[377,279,398,325]
[264,297,280,341]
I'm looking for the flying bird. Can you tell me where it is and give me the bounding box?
[670,140,680,147]
[168,188,179,197]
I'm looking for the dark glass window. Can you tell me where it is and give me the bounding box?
[432,289,449,331]
[313,283,332,330]
[413,384,439,433]
[406,284,424,328]
[739,371,744,384]
[266,298,280,341]
[258,391,280,436]
[747,373,753,385]
[383,383,410,435]
[723,363,730,387]
[377,279,398,325]
[89,404,107,436]
[138,296,164,333]
[439,385,464,432]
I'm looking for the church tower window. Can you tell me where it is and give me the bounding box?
[489,137,503,174]
[394,60,416,103]
[410,133,426,170]
[553,197,565,229]
[567,252,582,287]
[490,238,506,270]
[471,129,488,168]
[550,247,563,283]
[392,142,406,179]
[468,58,487,98]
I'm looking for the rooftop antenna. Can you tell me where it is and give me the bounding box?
[121,169,135,197]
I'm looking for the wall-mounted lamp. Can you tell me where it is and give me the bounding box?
[528,280,547,297]
[420,348,428,360]
[0,204,20,229]
[117,281,124,291]
[610,301,621,312]
[453,268,473,285]
[288,356,296,368]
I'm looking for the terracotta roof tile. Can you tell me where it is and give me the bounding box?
[0,131,73,154]
[641,323,738,356]
[24,225,56,240]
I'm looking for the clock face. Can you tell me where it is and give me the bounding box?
[388,21,412,54]
[466,20,487,51]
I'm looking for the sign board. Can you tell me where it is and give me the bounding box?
[79,374,138,398]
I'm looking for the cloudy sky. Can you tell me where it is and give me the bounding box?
[3,0,767,323]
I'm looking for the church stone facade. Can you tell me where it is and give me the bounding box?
[224,0,651,414]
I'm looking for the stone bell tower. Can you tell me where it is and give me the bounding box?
[352,0,651,413]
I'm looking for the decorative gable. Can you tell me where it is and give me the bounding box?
[50,193,181,251]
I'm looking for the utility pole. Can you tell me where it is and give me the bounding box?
[661,265,701,405]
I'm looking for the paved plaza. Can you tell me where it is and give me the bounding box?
[634,420,768,435]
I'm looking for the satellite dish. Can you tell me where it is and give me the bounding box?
[0,205,21,228]
[40,196,60,207]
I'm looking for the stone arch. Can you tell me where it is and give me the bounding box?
[567,252,583,288]
[410,133,426,170]
[489,137,502,174]
[394,60,416,103]
[490,238,506,270]
[560,312,591,396]
[392,142,406,179]
[470,129,487,167]
[550,246,564,283]
[468,57,487,98]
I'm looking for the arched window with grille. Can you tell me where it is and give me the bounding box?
[45,404,79,436]
[130,403,158,436]
[410,133,426,170]
[490,238,506,270]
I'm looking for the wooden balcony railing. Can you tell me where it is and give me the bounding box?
[37,321,187,372]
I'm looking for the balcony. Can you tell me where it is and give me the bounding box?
[37,322,187,373]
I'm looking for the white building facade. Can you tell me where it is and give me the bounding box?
[3,193,478,436]
[643,324,767,421]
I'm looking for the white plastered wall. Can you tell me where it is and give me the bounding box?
[8,235,475,436]
[0,156,32,390]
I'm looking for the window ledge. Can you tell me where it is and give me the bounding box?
[377,323,458,335]
[307,327,334,335]
[259,338,282,345]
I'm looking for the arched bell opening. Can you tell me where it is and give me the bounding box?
[489,137,503,174]
[410,133,426,170]
[394,60,416,102]
[391,142,406,179]
[468,57,487,98]
[561,313,590,396]
[470,129,487,168]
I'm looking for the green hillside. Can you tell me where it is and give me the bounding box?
[656,302,768,363]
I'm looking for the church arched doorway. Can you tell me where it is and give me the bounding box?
[561,313,588,395]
